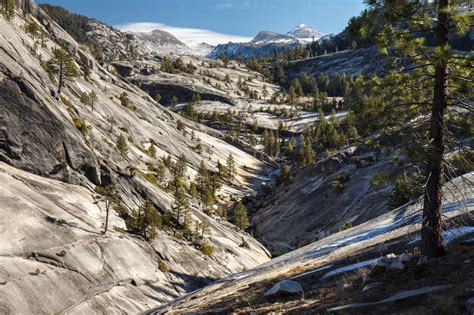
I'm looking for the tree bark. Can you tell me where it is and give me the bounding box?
[57,61,64,96]
[103,203,109,234]
[421,0,449,257]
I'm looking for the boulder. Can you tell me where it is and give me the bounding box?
[361,274,370,286]
[264,280,303,298]
[362,282,383,291]
[399,252,413,263]
[376,253,405,270]
[466,297,474,314]
[376,253,397,268]
[388,260,405,270]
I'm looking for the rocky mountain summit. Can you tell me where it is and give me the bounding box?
[287,23,324,41]
[131,29,192,55]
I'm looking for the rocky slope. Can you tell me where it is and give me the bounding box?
[0,2,272,313]
[149,173,474,313]
[108,54,329,136]
[283,46,385,79]
[252,145,402,255]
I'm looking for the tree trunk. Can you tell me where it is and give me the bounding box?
[421,0,449,257]
[103,204,109,234]
[57,62,64,96]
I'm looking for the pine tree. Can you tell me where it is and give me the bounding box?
[126,200,162,241]
[219,53,230,67]
[362,0,472,256]
[82,63,91,81]
[202,189,215,215]
[89,91,98,112]
[106,115,116,133]
[209,173,222,193]
[186,61,195,74]
[285,138,294,154]
[188,182,198,199]
[160,56,175,73]
[44,48,79,96]
[246,55,260,72]
[116,134,128,157]
[25,21,40,38]
[196,161,209,199]
[94,185,120,234]
[91,44,105,65]
[192,93,201,104]
[274,65,286,85]
[233,201,249,230]
[2,0,14,20]
[174,153,187,178]
[276,164,290,186]
[288,86,297,104]
[292,78,304,97]
[172,183,190,226]
[200,219,210,238]
[226,153,236,180]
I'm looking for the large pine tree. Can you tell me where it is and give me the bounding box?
[44,48,79,96]
[234,201,249,230]
[362,0,472,256]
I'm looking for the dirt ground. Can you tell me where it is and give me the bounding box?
[188,230,474,314]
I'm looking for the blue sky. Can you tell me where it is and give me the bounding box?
[36,0,366,45]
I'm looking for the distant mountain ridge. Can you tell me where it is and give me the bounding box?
[208,24,324,59]
[133,29,215,56]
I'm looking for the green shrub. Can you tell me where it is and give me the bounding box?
[72,117,89,136]
[200,244,214,257]
[332,179,344,192]
[57,250,67,257]
[342,222,353,230]
[142,172,160,186]
[448,149,474,179]
[157,259,169,273]
[370,172,389,188]
[389,171,425,209]
[113,226,126,233]
[60,96,73,112]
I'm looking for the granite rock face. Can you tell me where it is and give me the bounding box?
[0,2,271,313]
[0,71,100,184]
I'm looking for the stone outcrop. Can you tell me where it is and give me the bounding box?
[0,66,100,184]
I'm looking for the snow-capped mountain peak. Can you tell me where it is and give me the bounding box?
[287,23,323,42]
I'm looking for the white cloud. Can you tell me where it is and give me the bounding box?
[116,22,252,46]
